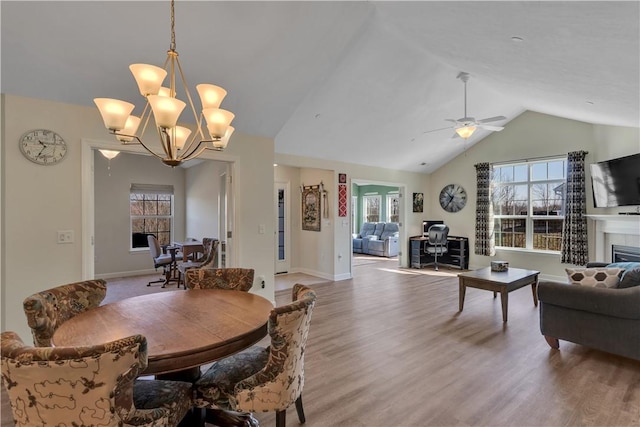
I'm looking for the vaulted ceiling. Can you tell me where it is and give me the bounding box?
[2,1,638,173]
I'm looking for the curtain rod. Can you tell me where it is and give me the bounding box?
[487,151,588,167]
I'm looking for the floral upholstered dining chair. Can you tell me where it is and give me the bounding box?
[193,283,317,427]
[23,279,107,347]
[185,267,254,291]
[1,332,193,427]
[177,238,219,288]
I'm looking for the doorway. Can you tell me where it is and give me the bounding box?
[82,140,236,279]
[350,179,405,277]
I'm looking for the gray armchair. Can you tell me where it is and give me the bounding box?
[538,262,640,360]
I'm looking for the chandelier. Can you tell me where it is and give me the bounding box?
[94,0,235,167]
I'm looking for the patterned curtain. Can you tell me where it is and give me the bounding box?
[561,150,589,265]
[474,162,495,256]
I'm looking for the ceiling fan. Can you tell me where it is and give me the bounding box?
[426,72,506,139]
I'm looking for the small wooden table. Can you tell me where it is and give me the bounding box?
[53,289,273,377]
[458,267,540,322]
[174,241,205,262]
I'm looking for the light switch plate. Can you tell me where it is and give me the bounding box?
[57,230,74,244]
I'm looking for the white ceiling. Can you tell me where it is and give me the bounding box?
[2,1,639,173]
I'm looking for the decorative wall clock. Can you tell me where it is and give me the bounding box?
[19,129,68,165]
[439,184,467,213]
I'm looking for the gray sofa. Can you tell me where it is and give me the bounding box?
[352,222,399,257]
[537,262,640,360]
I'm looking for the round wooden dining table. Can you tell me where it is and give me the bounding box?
[52,289,273,378]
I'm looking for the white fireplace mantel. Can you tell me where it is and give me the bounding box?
[586,214,640,260]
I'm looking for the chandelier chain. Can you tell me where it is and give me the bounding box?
[170,0,176,52]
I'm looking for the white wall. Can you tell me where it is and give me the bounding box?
[428,110,640,280]
[185,160,227,241]
[297,168,335,279]
[1,94,275,342]
[94,151,186,277]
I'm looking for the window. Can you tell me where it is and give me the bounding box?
[130,184,174,249]
[386,193,400,223]
[492,158,566,251]
[362,195,381,223]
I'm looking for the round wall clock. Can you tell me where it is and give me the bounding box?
[439,184,467,213]
[19,129,68,165]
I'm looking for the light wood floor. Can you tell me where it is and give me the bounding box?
[3,260,639,426]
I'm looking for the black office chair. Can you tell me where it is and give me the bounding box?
[147,235,176,287]
[425,224,449,271]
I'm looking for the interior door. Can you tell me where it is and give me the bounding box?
[275,182,290,274]
[219,169,233,267]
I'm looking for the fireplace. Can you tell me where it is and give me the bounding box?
[586,215,640,261]
[612,245,640,263]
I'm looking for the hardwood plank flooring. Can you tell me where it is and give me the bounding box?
[3,260,639,426]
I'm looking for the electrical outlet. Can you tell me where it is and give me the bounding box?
[258,224,265,234]
[258,275,266,288]
[57,230,74,244]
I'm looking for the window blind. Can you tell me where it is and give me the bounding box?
[130,184,174,195]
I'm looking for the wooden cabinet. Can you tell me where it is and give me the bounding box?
[409,236,469,270]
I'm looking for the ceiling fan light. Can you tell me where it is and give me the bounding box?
[147,95,186,128]
[129,64,167,97]
[455,125,476,139]
[197,84,227,109]
[98,149,120,160]
[94,98,135,131]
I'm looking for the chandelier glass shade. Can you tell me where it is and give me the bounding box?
[94,0,235,167]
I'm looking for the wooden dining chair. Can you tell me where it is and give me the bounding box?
[193,284,317,427]
[23,279,107,347]
[184,267,254,291]
[177,238,219,288]
[1,331,193,427]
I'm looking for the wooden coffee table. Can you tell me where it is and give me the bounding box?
[458,267,540,322]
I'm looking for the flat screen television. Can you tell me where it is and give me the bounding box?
[590,153,640,208]
[423,220,444,237]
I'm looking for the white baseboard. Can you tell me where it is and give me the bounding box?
[95,269,160,280]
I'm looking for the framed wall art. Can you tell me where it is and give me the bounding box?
[302,185,321,231]
[413,192,424,213]
[338,184,347,217]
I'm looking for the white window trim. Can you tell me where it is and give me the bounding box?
[386,194,400,223]
[493,158,566,252]
[129,190,175,252]
[362,194,382,224]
